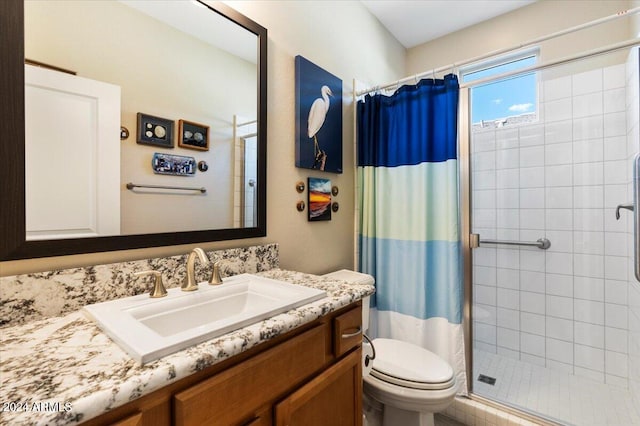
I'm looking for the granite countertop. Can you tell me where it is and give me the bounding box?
[0,269,374,426]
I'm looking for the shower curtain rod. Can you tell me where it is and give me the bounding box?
[356,6,640,96]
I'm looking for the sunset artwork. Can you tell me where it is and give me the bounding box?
[308,177,331,221]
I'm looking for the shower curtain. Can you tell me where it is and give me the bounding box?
[357,74,467,394]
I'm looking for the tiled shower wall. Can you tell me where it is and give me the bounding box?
[628,47,640,407]
[472,57,636,387]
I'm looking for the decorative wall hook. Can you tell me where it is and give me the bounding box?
[296,181,305,193]
[331,186,339,196]
[296,201,305,212]
[332,202,339,212]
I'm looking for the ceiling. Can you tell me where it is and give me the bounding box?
[361,0,536,49]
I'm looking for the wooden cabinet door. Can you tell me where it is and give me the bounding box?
[274,348,362,426]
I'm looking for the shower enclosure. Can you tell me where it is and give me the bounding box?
[464,47,640,425]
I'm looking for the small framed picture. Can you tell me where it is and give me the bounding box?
[308,177,332,221]
[136,113,174,148]
[178,119,210,151]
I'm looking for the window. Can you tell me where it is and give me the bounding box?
[461,48,539,127]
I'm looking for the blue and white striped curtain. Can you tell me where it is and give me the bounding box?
[357,74,466,393]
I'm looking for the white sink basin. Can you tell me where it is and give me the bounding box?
[82,274,327,364]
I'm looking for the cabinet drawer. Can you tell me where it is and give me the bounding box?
[333,306,362,358]
[173,325,327,426]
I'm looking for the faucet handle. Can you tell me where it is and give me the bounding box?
[209,260,224,285]
[134,271,168,298]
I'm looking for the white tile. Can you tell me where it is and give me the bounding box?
[546,273,573,297]
[519,123,544,147]
[520,208,545,230]
[497,327,520,350]
[544,75,572,101]
[475,265,497,286]
[545,98,572,122]
[574,185,604,209]
[474,171,497,190]
[574,276,604,301]
[474,209,496,228]
[497,249,520,269]
[605,255,628,281]
[544,142,573,166]
[546,252,573,275]
[604,232,628,257]
[474,190,496,209]
[545,230,573,253]
[497,288,520,310]
[519,167,544,188]
[497,209,519,229]
[545,164,572,187]
[573,209,603,231]
[605,303,628,329]
[574,366,604,383]
[495,128,519,150]
[496,189,519,208]
[496,148,519,169]
[603,88,626,114]
[475,322,497,344]
[519,189,544,208]
[474,248,496,267]
[603,136,628,161]
[546,358,573,374]
[604,206,627,232]
[546,316,573,341]
[604,111,626,138]
[547,295,573,320]
[546,187,573,208]
[603,64,625,90]
[573,139,604,164]
[573,116,604,140]
[573,92,603,118]
[572,68,603,95]
[474,304,497,325]
[605,279,628,305]
[496,346,520,361]
[605,351,628,377]
[547,337,573,364]
[497,268,519,289]
[520,146,544,168]
[520,291,545,314]
[520,250,545,272]
[605,327,628,353]
[575,344,605,371]
[521,332,545,357]
[545,120,573,144]
[604,184,628,215]
[496,169,520,189]
[496,228,519,241]
[497,307,520,330]
[546,209,573,231]
[575,321,604,348]
[474,151,496,171]
[520,270,545,293]
[521,311,545,336]
[520,352,546,367]
[574,298,605,324]
[475,284,497,306]
[604,160,628,185]
[573,231,604,255]
[574,253,604,278]
[573,162,603,186]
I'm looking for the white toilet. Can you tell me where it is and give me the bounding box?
[324,270,458,426]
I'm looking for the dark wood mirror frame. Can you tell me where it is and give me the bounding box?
[0,0,267,261]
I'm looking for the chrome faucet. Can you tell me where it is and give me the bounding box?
[182,248,209,291]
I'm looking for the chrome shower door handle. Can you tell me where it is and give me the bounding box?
[618,154,640,282]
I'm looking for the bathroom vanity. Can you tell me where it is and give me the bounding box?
[0,267,373,426]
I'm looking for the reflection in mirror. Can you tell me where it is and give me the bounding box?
[24,0,257,239]
[0,0,266,260]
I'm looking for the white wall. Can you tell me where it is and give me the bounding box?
[2,1,405,276]
[407,0,633,77]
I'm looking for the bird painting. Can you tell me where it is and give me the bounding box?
[308,85,333,170]
[295,55,343,173]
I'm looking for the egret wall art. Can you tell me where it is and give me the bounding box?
[295,56,342,173]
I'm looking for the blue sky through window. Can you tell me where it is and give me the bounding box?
[463,56,537,123]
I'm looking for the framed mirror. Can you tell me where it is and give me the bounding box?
[0,0,267,260]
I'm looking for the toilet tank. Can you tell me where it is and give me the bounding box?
[322,269,374,334]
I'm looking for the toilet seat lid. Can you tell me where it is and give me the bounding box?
[371,338,454,390]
